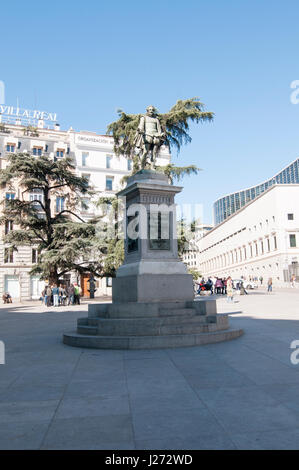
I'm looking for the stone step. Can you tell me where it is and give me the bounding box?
[76,314,229,337]
[158,308,197,317]
[63,327,244,350]
[88,302,195,319]
[77,321,229,337]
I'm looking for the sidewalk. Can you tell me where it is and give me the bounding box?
[1,291,299,449]
[0,296,112,310]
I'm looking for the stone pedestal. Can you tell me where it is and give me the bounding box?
[112,170,193,303]
[63,170,243,349]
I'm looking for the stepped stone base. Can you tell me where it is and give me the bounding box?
[63,299,243,350]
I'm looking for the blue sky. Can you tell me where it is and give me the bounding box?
[2,0,299,223]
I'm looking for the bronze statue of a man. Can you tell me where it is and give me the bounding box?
[134,105,165,169]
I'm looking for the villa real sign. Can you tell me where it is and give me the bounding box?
[0,105,57,122]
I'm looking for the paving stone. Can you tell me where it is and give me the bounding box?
[55,396,130,419]
[132,408,224,441]
[0,400,59,424]
[41,415,134,449]
[0,420,50,450]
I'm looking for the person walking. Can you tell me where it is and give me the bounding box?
[52,284,60,307]
[41,287,46,305]
[215,278,222,294]
[240,281,248,295]
[259,276,263,286]
[267,277,273,293]
[74,283,81,305]
[58,286,63,305]
[223,278,227,295]
[61,285,67,306]
[226,276,234,302]
[67,284,75,305]
[291,274,296,288]
[46,285,52,307]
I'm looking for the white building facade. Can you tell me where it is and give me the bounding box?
[182,223,213,271]
[199,185,299,287]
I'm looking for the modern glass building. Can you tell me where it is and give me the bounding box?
[213,158,299,225]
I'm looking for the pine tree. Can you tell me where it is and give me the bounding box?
[0,153,104,285]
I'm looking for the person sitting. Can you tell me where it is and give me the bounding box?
[2,292,12,304]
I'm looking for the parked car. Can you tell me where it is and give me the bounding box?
[232,279,258,290]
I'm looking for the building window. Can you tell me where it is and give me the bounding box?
[81,173,91,188]
[82,153,89,167]
[29,189,44,210]
[5,193,15,207]
[4,248,14,263]
[267,238,270,252]
[261,241,264,254]
[274,235,277,250]
[290,234,297,248]
[32,249,38,264]
[56,197,65,212]
[106,177,113,191]
[81,198,90,212]
[5,220,13,234]
[6,144,15,153]
[33,147,42,156]
[255,243,258,256]
[127,159,132,171]
[288,213,294,220]
[56,149,65,158]
[106,155,112,169]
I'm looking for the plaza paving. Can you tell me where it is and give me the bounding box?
[1,289,299,449]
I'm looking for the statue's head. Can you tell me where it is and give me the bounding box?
[146,105,156,116]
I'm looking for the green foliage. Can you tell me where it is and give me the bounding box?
[156,164,201,184]
[187,267,201,280]
[107,97,214,160]
[0,153,101,284]
[23,125,39,137]
[95,196,124,276]
[177,217,190,258]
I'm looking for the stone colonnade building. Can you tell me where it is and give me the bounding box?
[199,184,299,286]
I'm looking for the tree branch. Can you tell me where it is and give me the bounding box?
[54,210,86,223]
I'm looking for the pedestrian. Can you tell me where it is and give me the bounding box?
[223,278,227,295]
[52,284,60,307]
[267,277,273,293]
[207,277,213,294]
[61,285,67,306]
[291,274,296,288]
[226,276,234,302]
[240,281,248,295]
[41,287,46,305]
[2,292,12,304]
[67,284,75,305]
[46,285,52,306]
[74,283,81,305]
[215,278,222,294]
[259,276,263,286]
